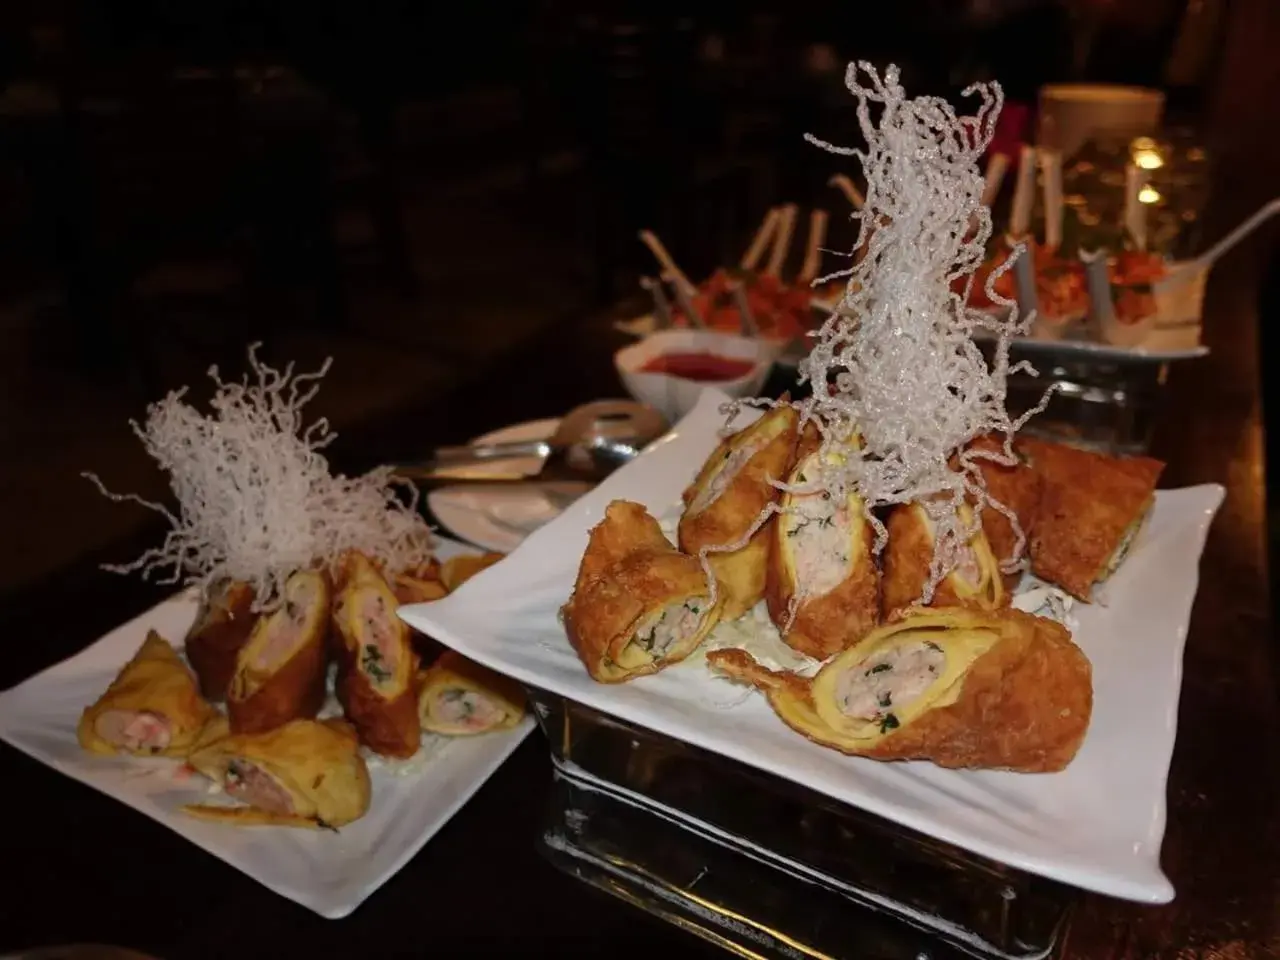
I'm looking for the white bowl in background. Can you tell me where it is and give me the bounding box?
[614,329,776,421]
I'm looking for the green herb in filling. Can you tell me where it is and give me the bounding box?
[879,713,900,734]
[866,662,893,676]
[362,644,392,683]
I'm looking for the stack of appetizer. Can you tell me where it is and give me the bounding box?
[78,348,524,830]
[563,409,1161,773]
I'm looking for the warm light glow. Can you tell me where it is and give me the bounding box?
[1134,150,1163,170]
[1138,185,1161,204]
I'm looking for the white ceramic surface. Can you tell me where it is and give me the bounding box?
[0,537,534,920]
[401,389,1224,904]
[426,418,559,482]
[429,481,593,553]
[614,329,775,421]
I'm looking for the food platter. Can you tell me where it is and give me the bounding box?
[401,388,1223,903]
[0,536,534,920]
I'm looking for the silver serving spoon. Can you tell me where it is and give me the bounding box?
[397,400,668,482]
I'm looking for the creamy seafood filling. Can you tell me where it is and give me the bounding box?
[253,576,320,670]
[357,591,399,686]
[225,758,294,815]
[835,639,946,733]
[633,599,707,658]
[436,688,505,731]
[787,473,853,599]
[689,440,765,514]
[94,709,171,753]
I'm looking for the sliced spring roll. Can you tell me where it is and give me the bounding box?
[565,500,723,683]
[1018,438,1164,601]
[766,426,879,658]
[679,403,800,620]
[709,607,1092,772]
[184,580,257,701]
[439,552,504,592]
[417,650,525,735]
[226,570,330,735]
[957,434,1042,589]
[183,718,371,829]
[333,554,421,757]
[78,631,214,757]
[882,501,1005,620]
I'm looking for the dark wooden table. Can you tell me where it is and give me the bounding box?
[0,270,1275,957]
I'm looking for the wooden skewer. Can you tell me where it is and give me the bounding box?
[764,204,799,278]
[799,208,829,283]
[640,276,673,330]
[1040,149,1064,251]
[981,153,1010,207]
[828,174,865,209]
[740,208,781,272]
[638,230,695,294]
[1008,145,1038,239]
[666,271,707,329]
[729,280,760,338]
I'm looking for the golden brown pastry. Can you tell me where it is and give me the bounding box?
[1018,438,1164,601]
[391,573,448,605]
[956,434,1042,589]
[226,569,330,735]
[439,552,504,592]
[564,500,723,683]
[882,501,1005,619]
[183,718,371,829]
[333,553,422,757]
[766,425,879,658]
[184,580,257,701]
[679,403,800,619]
[417,650,525,735]
[709,607,1092,772]
[78,631,214,757]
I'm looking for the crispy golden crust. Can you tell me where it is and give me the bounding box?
[565,547,721,683]
[711,608,1092,772]
[959,434,1042,588]
[679,404,800,619]
[440,552,505,592]
[78,631,215,757]
[574,500,671,593]
[417,649,526,735]
[881,503,1005,620]
[392,573,448,605]
[765,427,879,659]
[1018,438,1164,600]
[226,572,330,735]
[333,564,422,758]
[184,581,257,702]
[184,718,371,828]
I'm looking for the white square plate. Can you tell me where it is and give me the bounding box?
[0,537,534,919]
[401,389,1224,903]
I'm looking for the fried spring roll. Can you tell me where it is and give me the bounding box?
[766,426,879,658]
[183,718,371,829]
[882,501,1005,619]
[184,580,257,701]
[226,570,329,735]
[1018,438,1164,601]
[679,403,800,619]
[78,631,214,757]
[565,500,723,683]
[417,650,525,735]
[333,554,421,757]
[709,607,1092,772]
[957,434,1042,589]
[439,552,504,592]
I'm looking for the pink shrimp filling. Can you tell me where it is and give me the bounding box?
[94,710,172,753]
[357,591,399,685]
[434,689,505,731]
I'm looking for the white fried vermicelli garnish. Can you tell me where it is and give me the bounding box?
[713,63,1053,607]
[84,344,434,609]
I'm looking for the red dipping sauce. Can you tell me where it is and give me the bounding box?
[639,351,757,382]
